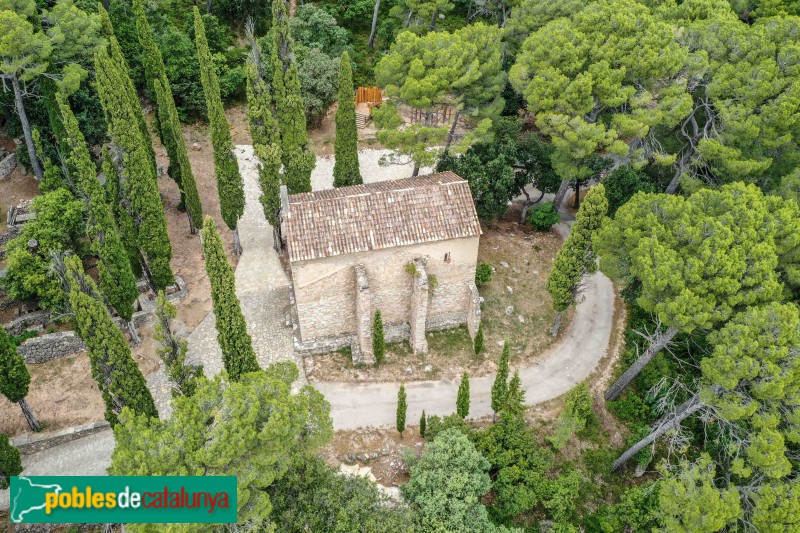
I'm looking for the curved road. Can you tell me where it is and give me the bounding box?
[315,272,614,429]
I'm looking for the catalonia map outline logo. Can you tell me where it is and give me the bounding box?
[9,476,237,524]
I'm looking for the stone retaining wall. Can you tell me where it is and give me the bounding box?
[17,331,87,363]
[0,151,16,180]
[11,421,110,455]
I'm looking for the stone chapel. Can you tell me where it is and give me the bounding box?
[280,171,482,365]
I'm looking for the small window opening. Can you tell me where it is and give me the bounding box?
[444,252,451,263]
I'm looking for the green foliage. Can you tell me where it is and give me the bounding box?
[154,291,203,398]
[9,330,38,347]
[473,322,484,355]
[66,256,157,426]
[510,0,691,183]
[595,183,793,337]
[504,370,525,417]
[246,56,283,228]
[700,302,800,481]
[601,165,655,216]
[419,410,426,437]
[135,0,202,233]
[528,201,560,231]
[491,340,509,414]
[548,383,593,450]
[456,371,470,419]
[271,0,315,193]
[194,7,244,233]
[95,47,174,288]
[402,429,496,532]
[670,13,800,189]
[268,454,415,532]
[658,454,742,532]
[475,261,493,285]
[584,484,659,532]
[333,51,362,187]
[375,23,505,171]
[437,144,516,220]
[1,188,85,310]
[200,216,259,381]
[154,77,204,232]
[373,310,385,365]
[0,327,31,404]
[546,185,608,314]
[57,93,138,322]
[474,412,554,522]
[424,412,470,442]
[110,365,332,530]
[0,433,22,490]
[396,383,407,436]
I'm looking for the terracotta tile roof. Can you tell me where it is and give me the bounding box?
[286,172,482,262]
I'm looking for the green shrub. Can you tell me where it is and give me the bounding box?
[473,322,485,355]
[475,261,493,285]
[372,310,385,365]
[548,383,594,450]
[10,331,38,347]
[424,413,470,441]
[528,201,560,231]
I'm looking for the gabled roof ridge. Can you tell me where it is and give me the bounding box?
[285,172,481,262]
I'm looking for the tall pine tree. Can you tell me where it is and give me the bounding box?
[333,52,361,188]
[545,184,608,335]
[491,340,510,416]
[136,0,203,234]
[0,328,40,431]
[396,384,407,437]
[98,3,156,171]
[457,372,470,419]
[95,48,174,289]
[154,78,204,234]
[200,216,259,381]
[57,94,139,342]
[271,0,315,193]
[246,49,283,232]
[65,256,158,426]
[194,7,245,254]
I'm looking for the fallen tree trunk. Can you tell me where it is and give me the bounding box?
[605,325,679,401]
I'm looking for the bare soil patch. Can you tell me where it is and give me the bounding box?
[307,220,568,383]
[321,427,426,487]
[0,165,39,241]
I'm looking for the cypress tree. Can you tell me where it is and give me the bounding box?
[98,3,156,171]
[101,147,139,265]
[271,0,315,193]
[396,384,407,437]
[95,48,174,289]
[373,310,385,365]
[473,322,484,355]
[456,371,470,419]
[133,0,165,140]
[65,256,158,426]
[246,58,283,229]
[491,340,510,415]
[420,409,426,437]
[333,52,361,188]
[200,216,259,381]
[545,184,608,335]
[504,370,525,417]
[154,78,204,233]
[0,328,40,431]
[154,291,203,398]
[194,7,245,254]
[57,94,139,333]
[0,433,22,489]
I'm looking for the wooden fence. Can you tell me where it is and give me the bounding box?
[355,86,383,104]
